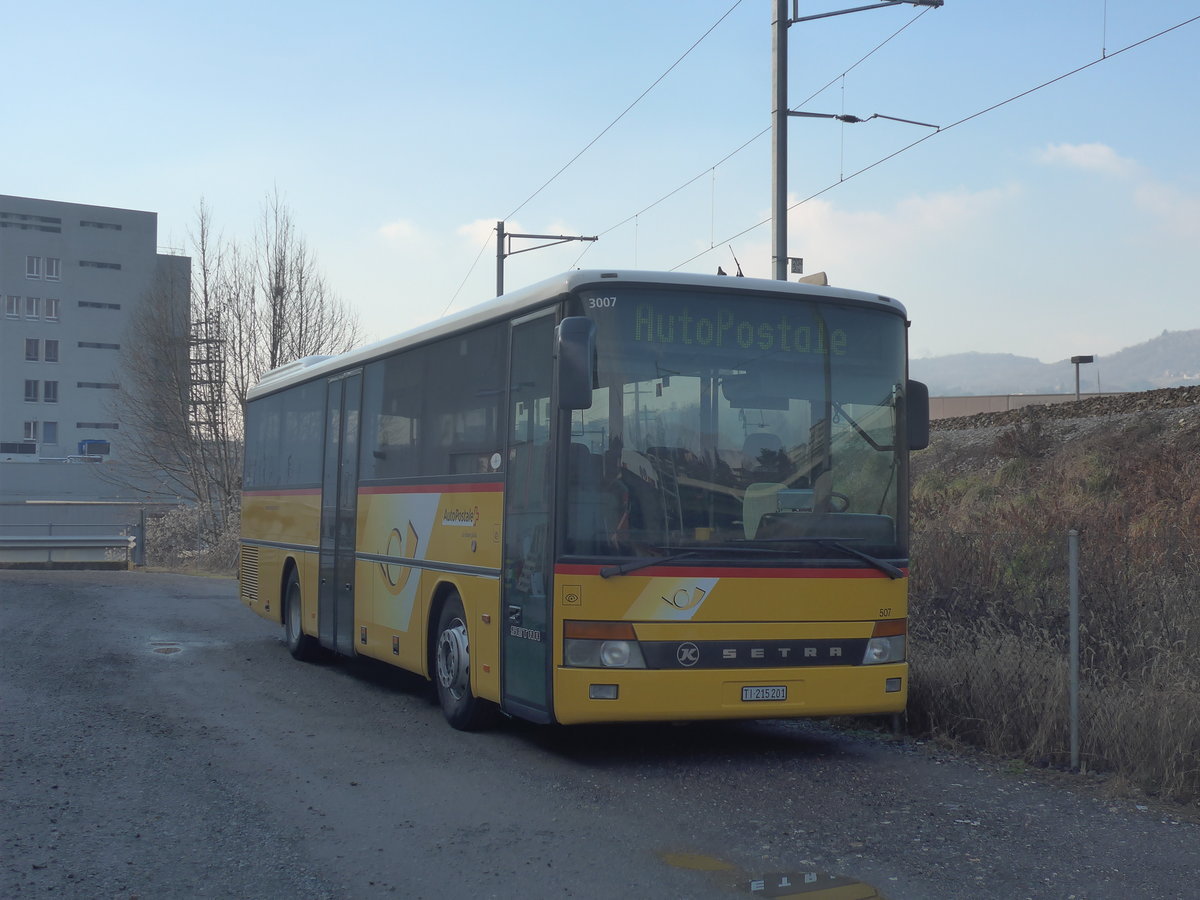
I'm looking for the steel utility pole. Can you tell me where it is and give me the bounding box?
[496,221,597,296]
[772,0,789,281]
[771,0,943,281]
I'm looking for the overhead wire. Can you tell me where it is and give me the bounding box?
[670,12,1200,272]
[502,0,747,223]
[443,230,495,314]
[444,0,746,312]
[571,6,932,268]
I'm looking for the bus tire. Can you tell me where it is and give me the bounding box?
[284,569,321,662]
[434,593,497,731]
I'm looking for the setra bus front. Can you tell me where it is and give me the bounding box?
[539,275,927,725]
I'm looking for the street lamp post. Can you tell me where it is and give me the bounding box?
[1071,355,1094,402]
[772,0,944,280]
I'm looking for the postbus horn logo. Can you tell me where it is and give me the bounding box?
[382,522,418,595]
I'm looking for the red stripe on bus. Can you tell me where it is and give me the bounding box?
[358,482,504,495]
[242,488,321,497]
[553,564,905,579]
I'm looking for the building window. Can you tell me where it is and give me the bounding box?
[4,296,17,318]
[45,257,60,280]
[44,381,58,403]
[24,421,39,441]
[25,380,39,402]
[78,300,121,310]
[44,340,59,363]
[78,260,121,270]
[78,341,120,350]
[80,219,122,230]
[24,297,39,319]
[25,338,39,361]
[77,382,120,390]
[42,422,58,445]
[26,256,42,278]
[44,298,60,321]
[76,422,119,430]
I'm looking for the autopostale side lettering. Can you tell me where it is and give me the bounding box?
[641,639,869,669]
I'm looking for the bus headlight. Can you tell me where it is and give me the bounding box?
[600,640,631,667]
[563,622,648,668]
[862,635,905,665]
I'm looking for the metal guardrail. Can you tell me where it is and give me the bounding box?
[0,533,136,568]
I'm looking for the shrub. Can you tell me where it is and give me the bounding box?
[908,409,1200,803]
[145,503,240,574]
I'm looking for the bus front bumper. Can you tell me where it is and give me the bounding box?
[552,662,907,725]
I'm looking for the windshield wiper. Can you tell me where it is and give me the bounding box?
[598,545,794,578]
[744,537,904,580]
[600,550,699,579]
[817,540,904,579]
[599,541,903,580]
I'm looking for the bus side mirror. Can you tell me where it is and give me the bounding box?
[907,379,930,451]
[556,316,595,410]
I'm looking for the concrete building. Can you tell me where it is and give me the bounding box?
[1,193,190,546]
[1,194,189,465]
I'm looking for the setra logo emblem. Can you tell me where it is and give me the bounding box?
[676,642,700,667]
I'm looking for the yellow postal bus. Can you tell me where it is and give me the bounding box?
[239,270,929,729]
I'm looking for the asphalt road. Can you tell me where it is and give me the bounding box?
[1,570,1196,899]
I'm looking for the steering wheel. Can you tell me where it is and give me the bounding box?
[827,492,850,513]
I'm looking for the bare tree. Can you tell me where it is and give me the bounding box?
[114,193,362,563]
[255,188,360,372]
[187,201,244,529]
[113,254,196,501]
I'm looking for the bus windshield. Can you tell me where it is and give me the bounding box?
[564,285,909,563]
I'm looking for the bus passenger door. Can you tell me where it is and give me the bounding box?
[502,312,557,722]
[319,370,362,656]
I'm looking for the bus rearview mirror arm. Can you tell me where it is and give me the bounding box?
[907,379,930,451]
[557,317,596,410]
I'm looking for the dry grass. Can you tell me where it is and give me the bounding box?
[144,504,240,574]
[907,409,1200,804]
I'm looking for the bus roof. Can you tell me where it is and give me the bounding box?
[247,269,906,400]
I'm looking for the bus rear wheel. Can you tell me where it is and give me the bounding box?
[284,569,321,662]
[434,593,497,731]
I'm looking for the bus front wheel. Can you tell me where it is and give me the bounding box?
[284,569,321,662]
[434,593,497,731]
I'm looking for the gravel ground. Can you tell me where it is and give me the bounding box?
[2,570,1198,899]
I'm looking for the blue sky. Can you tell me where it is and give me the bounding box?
[5,1,1198,363]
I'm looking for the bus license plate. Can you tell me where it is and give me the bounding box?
[742,685,787,702]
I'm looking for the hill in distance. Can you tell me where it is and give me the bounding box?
[911,329,1200,397]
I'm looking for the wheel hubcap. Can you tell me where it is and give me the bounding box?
[436,619,470,700]
[287,588,301,643]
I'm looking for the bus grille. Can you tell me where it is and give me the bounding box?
[239,545,260,602]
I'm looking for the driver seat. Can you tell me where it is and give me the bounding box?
[742,482,785,540]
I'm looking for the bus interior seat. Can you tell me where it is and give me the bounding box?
[566,442,610,554]
[743,482,785,540]
[568,442,601,487]
[614,451,665,548]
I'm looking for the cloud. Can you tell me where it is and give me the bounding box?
[1134,181,1200,241]
[780,185,1018,268]
[457,217,505,246]
[378,219,418,242]
[1038,142,1137,177]
[718,184,1017,289]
